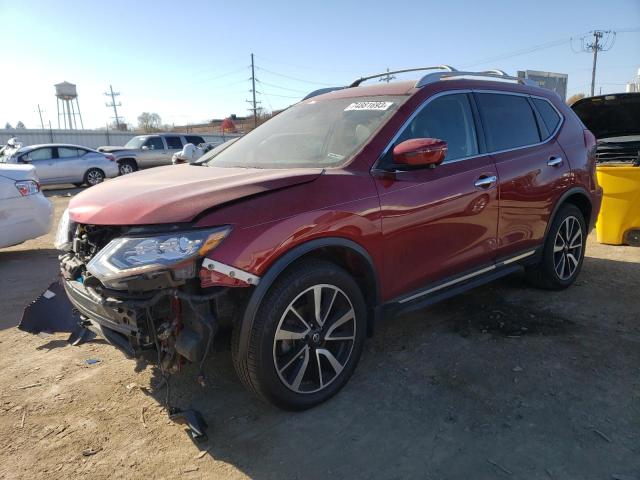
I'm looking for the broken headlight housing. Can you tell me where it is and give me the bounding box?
[54,208,72,251]
[86,227,230,288]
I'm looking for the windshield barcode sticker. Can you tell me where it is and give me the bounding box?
[344,102,394,111]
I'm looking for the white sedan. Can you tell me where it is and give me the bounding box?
[0,164,53,249]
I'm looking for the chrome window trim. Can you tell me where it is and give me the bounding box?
[472,90,565,155]
[373,89,565,171]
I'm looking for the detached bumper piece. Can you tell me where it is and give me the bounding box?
[19,279,82,335]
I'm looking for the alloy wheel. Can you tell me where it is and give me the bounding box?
[273,284,357,394]
[553,215,583,280]
[87,170,104,186]
[119,163,134,175]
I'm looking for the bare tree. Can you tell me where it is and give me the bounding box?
[566,93,585,106]
[137,112,162,133]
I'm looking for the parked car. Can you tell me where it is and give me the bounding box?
[571,92,640,165]
[572,93,640,246]
[0,164,53,249]
[98,133,207,174]
[172,139,230,164]
[52,67,601,411]
[0,144,119,187]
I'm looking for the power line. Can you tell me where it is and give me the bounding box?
[460,37,575,68]
[190,66,249,85]
[256,67,334,86]
[258,56,358,74]
[254,79,309,94]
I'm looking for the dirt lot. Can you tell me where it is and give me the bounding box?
[0,188,639,480]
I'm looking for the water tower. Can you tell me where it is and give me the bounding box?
[55,81,84,129]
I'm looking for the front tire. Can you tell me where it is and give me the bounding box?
[232,259,367,411]
[526,204,587,290]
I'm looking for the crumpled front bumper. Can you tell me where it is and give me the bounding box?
[63,279,139,336]
[63,279,153,357]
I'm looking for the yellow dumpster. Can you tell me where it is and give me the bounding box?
[596,165,640,246]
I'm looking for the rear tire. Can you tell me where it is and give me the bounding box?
[84,168,105,187]
[232,259,367,411]
[526,204,586,290]
[118,160,138,175]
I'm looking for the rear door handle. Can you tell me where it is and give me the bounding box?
[474,175,497,189]
[547,156,563,167]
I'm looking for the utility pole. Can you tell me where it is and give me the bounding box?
[379,68,396,83]
[250,53,257,128]
[104,84,122,129]
[36,104,45,130]
[581,30,615,97]
[589,31,602,97]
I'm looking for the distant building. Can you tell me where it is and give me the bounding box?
[517,70,568,100]
[626,67,640,93]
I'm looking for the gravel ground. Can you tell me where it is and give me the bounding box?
[0,187,638,480]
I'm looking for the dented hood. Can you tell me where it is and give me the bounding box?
[68,165,323,225]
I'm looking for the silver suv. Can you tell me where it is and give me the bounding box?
[98,133,206,174]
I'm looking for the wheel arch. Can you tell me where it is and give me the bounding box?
[545,187,593,237]
[117,157,138,166]
[236,237,381,360]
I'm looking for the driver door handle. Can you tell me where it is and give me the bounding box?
[547,156,563,167]
[474,175,497,189]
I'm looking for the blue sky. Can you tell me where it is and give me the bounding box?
[1,0,638,129]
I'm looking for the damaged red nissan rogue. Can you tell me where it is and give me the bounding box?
[49,67,601,411]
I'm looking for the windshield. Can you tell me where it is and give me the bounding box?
[124,136,147,149]
[202,96,405,168]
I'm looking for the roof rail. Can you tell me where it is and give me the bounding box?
[302,86,346,101]
[416,69,536,88]
[349,65,457,88]
[303,67,537,101]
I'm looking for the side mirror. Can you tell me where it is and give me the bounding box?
[141,145,149,150]
[393,138,447,167]
[19,155,31,163]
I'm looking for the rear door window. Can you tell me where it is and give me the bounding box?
[27,147,54,161]
[57,147,82,158]
[145,137,165,150]
[165,136,183,149]
[532,98,561,136]
[185,135,205,145]
[395,93,479,163]
[475,93,541,151]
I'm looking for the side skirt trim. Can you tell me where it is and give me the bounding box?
[393,249,537,307]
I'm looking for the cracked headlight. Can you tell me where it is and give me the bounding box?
[87,227,230,288]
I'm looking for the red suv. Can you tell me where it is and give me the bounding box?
[54,66,602,410]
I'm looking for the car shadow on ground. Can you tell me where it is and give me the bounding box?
[42,185,83,197]
[136,254,640,479]
[0,249,60,330]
